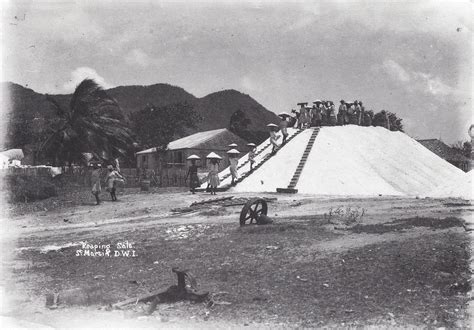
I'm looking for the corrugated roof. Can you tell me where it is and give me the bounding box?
[168,128,227,150]
[136,128,232,155]
[417,139,469,162]
[136,147,157,155]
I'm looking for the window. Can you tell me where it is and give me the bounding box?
[174,151,183,164]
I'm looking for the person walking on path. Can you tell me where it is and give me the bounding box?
[105,165,125,201]
[206,152,222,195]
[278,115,289,144]
[267,123,280,155]
[90,163,102,205]
[227,149,240,185]
[247,143,256,171]
[185,155,201,194]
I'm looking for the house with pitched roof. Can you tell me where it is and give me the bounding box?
[135,128,250,186]
[417,139,470,172]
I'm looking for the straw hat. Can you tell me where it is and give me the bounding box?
[247,143,256,147]
[206,152,222,159]
[227,149,240,154]
[278,112,290,118]
[266,123,278,128]
[228,143,238,148]
[186,154,200,160]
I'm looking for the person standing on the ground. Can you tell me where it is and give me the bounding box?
[313,100,323,126]
[364,110,374,126]
[278,115,289,144]
[338,100,347,125]
[247,143,256,171]
[347,102,356,124]
[106,165,125,201]
[354,101,361,125]
[320,101,328,126]
[185,155,200,194]
[227,149,240,185]
[381,110,391,130]
[291,109,300,128]
[90,163,102,205]
[358,101,365,126]
[288,111,297,128]
[206,152,222,195]
[328,101,337,126]
[296,103,308,129]
[267,123,280,155]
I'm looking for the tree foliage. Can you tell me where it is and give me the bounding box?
[451,140,472,159]
[130,102,201,149]
[41,79,133,165]
[229,109,251,133]
[372,110,404,132]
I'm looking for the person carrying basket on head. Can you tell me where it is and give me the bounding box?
[185,155,201,194]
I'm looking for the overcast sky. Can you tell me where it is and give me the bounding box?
[2,0,472,143]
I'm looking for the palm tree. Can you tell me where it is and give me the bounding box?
[40,79,133,166]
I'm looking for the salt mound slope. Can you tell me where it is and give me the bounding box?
[232,129,314,193]
[233,126,465,196]
[428,170,473,200]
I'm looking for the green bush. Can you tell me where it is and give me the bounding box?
[6,174,58,203]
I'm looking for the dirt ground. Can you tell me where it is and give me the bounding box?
[1,186,473,328]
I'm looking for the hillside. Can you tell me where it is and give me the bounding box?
[1,82,279,148]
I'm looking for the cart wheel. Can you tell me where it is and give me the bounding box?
[240,198,268,226]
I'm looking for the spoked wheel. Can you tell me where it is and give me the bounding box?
[239,198,268,226]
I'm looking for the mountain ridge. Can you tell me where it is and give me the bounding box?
[1,81,280,148]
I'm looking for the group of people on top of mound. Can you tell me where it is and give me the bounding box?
[287,99,378,129]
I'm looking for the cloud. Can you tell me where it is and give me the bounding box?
[382,59,410,83]
[124,49,165,68]
[125,49,152,67]
[380,59,456,98]
[63,67,113,92]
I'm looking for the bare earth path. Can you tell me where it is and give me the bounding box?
[1,188,472,328]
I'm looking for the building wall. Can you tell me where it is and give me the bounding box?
[135,147,238,186]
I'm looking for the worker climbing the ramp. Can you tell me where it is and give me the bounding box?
[278,113,289,144]
[227,148,240,185]
[247,142,256,171]
[267,123,280,155]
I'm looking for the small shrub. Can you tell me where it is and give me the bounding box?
[325,206,366,226]
[6,174,58,203]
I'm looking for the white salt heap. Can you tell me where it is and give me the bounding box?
[427,170,473,200]
[227,126,465,197]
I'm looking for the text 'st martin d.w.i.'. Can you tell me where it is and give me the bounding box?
[75,241,137,257]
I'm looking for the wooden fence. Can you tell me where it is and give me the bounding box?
[1,166,196,188]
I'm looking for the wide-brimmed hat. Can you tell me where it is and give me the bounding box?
[227,149,240,154]
[313,99,322,104]
[278,112,291,118]
[206,152,222,159]
[267,123,278,128]
[187,154,200,160]
[228,143,238,148]
[247,143,256,147]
